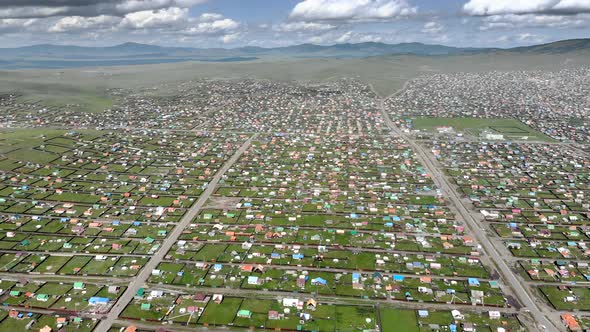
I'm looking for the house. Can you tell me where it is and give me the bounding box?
[37,294,49,302]
[393,275,405,282]
[241,265,254,272]
[140,303,151,311]
[297,275,307,288]
[468,278,480,287]
[237,310,252,318]
[108,286,120,294]
[149,290,163,298]
[39,326,52,332]
[311,277,327,286]
[247,276,262,285]
[419,276,432,284]
[451,310,464,320]
[418,287,433,295]
[135,288,145,298]
[213,294,223,304]
[306,298,317,310]
[89,297,109,305]
[462,322,475,332]
[282,298,301,308]
[489,311,501,320]
[561,314,581,331]
[300,313,311,321]
[73,282,85,290]
[268,310,280,320]
[418,310,429,318]
[352,272,363,289]
[372,272,382,282]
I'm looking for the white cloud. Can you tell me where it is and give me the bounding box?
[120,7,187,29]
[289,0,416,23]
[463,0,590,16]
[496,32,547,44]
[199,13,224,22]
[422,21,443,34]
[308,30,383,44]
[173,0,208,6]
[49,15,120,33]
[183,13,240,35]
[221,32,241,44]
[0,18,37,32]
[273,21,336,32]
[335,31,353,43]
[0,0,208,19]
[0,6,68,19]
[464,0,590,32]
[517,32,543,42]
[480,13,590,30]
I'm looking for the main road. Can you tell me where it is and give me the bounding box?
[376,98,560,332]
[94,133,257,332]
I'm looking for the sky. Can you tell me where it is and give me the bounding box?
[0,0,588,48]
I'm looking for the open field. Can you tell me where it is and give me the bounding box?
[410,117,555,141]
[1,57,588,332]
[380,308,419,332]
[1,52,590,112]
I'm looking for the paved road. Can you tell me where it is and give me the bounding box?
[94,134,257,332]
[151,283,520,313]
[161,258,494,282]
[177,238,478,258]
[377,98,560,332]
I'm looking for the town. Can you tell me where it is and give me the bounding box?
[0,66,588,332]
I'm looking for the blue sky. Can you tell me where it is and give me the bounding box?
[0,0,588,48]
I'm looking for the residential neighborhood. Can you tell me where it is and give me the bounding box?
[0,70,588,331]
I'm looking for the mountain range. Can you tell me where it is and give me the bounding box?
[0,38,588,69]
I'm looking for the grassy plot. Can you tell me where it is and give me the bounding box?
[410,117,555,142]
[198,297,243,325]
[13,81,114,114]
[0,129,67,163]
[0,129,102,164]
[380,308,419,332]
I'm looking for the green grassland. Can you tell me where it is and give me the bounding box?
[380,308,419,332]
[1,51,589,113]
[17,89,113,114]
[0,129,102,164]
[411,117,555,142]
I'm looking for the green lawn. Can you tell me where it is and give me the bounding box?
[380,308,419,332]
[411,117,554,142]
[199,297,243,325]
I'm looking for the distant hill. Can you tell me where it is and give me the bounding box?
[505,39,590,54]
[0,38,587,69]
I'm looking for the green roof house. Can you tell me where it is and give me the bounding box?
[136,288,145,298]
[237,309,252,318]
[37,294,49,302]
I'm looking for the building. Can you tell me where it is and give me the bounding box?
[89,297,109,305]
[237,310,252,318]
[561,314,581,331]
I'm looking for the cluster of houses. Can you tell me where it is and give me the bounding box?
[387,68,590,143]
[6,310,87,332]
[0,78,387,136]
